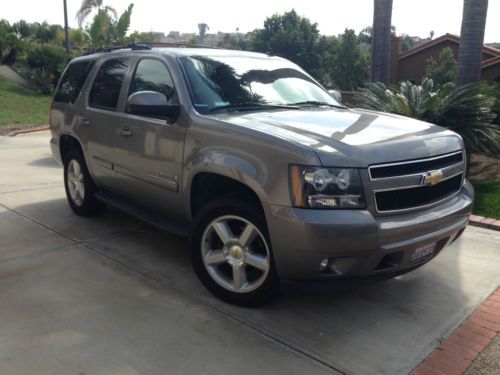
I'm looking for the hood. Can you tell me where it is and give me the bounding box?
[215,107,463,167]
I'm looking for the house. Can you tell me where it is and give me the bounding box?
[389,33,500,84]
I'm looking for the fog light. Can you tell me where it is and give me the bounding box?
[319,258,329,271]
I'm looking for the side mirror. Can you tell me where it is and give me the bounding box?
[328,89,342,103]
[127,91,180,122]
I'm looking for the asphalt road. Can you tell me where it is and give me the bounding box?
[1,132,499,375]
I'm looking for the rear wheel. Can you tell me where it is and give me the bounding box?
[190,197,280,306]
[63,149,106,216]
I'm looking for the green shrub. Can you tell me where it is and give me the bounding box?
[26,43,67,94]
[425,47,458,87]
[355,79,500,157]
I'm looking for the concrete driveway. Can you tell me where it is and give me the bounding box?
[1,132,499,375]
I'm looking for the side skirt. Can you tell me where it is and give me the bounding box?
[95,191,190,237]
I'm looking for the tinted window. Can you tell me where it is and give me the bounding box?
[89,58,129,110]
[130,59,177,103]
[53,60,94,104]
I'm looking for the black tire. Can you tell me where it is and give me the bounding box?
[190,197,280,307]
[63,149,106,216]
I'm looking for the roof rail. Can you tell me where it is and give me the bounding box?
[82,41,223,56]
[82,43,152,56]
[147,42,222,49]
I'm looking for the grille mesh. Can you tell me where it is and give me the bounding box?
[375,174,462,212]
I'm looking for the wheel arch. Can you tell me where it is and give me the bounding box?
[188,171,267,220]
[59,133,84,162]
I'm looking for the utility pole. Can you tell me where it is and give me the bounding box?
[63,0,71,59]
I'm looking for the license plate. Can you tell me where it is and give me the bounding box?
[410,243,436,263]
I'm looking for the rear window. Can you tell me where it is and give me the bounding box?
[89,58,129,111]
[53,60,94,104]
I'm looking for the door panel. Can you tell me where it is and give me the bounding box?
[113,115,186,218]
[111,58,186,219]
[77,57,131,189]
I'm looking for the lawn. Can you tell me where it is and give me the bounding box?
[0,75,51,131]
[472,180,500,219]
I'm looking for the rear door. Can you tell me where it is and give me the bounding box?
[50,59,95,163]
[112,57,186,218]
[78,57,132,189]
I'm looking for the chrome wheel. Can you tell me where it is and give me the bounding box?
[67,159,85,206]
[201,215,271,293]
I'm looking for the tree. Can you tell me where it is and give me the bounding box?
[371,0,393,85]
[126,31,157,44]
[26,44,67,93]
[358,27,373,44]
[355,79,499,156]
[88,10,110,47]
[250,10,320,73]
[312,36,338,85]
[426,47,458,86]
[330,29,369,91]
[32,22,61,43]
[86,3,134,47]
[197,23,209,43]
[13,20,33,39]
[458,0,489,85]
[114,3,134,43]
[0,20,23,65]
[358,25,395,45]
[76,0,117,27]
[216,33,246,50]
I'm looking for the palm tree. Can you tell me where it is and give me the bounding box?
[355,79,499,157]
[458,0,489,85]
[76,0,117,27]
[371,0,393,85]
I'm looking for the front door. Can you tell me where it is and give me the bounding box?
[112,58,186,219]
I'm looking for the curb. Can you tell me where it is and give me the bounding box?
[6,125,49,137]
[469,215,500,231]
[412,289,500,375]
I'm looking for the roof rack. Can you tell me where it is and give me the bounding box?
[82,43,151,55]
[82,42,221,56]
[147,42,222,49]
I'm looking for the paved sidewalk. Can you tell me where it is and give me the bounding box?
[413,289,500,374]
[1,132,499,375]
[0,65,31,89]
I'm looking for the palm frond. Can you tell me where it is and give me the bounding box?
[354,79,500,156]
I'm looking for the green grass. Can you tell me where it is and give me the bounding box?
[0,75,51,129]
[472,180,500,219]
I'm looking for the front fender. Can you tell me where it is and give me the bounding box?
[183,146,271,218]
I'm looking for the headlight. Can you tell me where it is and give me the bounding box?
[289,165,366,209]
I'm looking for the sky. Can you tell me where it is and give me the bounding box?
[2,0,500,42]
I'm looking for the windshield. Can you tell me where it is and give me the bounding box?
[179,55,342,113]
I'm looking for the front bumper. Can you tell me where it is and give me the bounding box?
[265,180,474,280]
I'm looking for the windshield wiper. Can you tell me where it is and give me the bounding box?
[210,102,300,112]
[287,100,347,109]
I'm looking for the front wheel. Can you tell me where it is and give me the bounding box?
[190,198,280,306]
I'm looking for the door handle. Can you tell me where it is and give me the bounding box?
[78,117,91,127]
[117,128,133,137]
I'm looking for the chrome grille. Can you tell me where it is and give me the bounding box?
[369,151,464,213]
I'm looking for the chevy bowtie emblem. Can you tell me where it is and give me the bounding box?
[421,170,444,186]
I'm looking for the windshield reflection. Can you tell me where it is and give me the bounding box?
[180,55,339,113]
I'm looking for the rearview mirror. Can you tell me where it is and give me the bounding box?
[328,89,342,103]
[127,91,180,122]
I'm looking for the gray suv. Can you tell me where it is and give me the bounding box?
[49,45,473,306]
